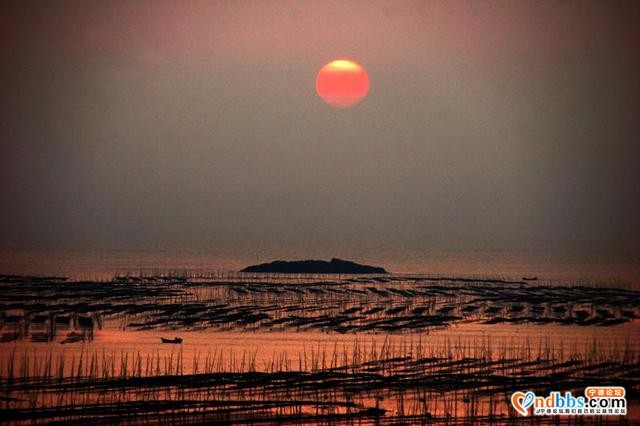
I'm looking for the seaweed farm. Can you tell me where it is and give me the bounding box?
[1,273,639,424]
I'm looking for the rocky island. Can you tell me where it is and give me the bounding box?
[241,258,387,274]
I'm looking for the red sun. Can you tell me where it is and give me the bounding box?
[315,59,369,108]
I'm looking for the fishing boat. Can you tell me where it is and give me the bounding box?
[61,331,85,344]
[161,337,183,344]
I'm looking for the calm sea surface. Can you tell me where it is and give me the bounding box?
[0,246,638,287]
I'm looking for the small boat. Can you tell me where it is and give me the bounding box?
[61,332,84,344]
[522,276,538,281]
[161,337,183,344]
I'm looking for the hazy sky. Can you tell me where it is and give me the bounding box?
[1,0,639,254]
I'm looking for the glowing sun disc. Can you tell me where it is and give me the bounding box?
[316,59,369,108]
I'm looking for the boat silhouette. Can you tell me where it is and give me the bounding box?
[161,337,183,344]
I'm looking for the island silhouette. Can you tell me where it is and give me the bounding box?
[241,258,387,274]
